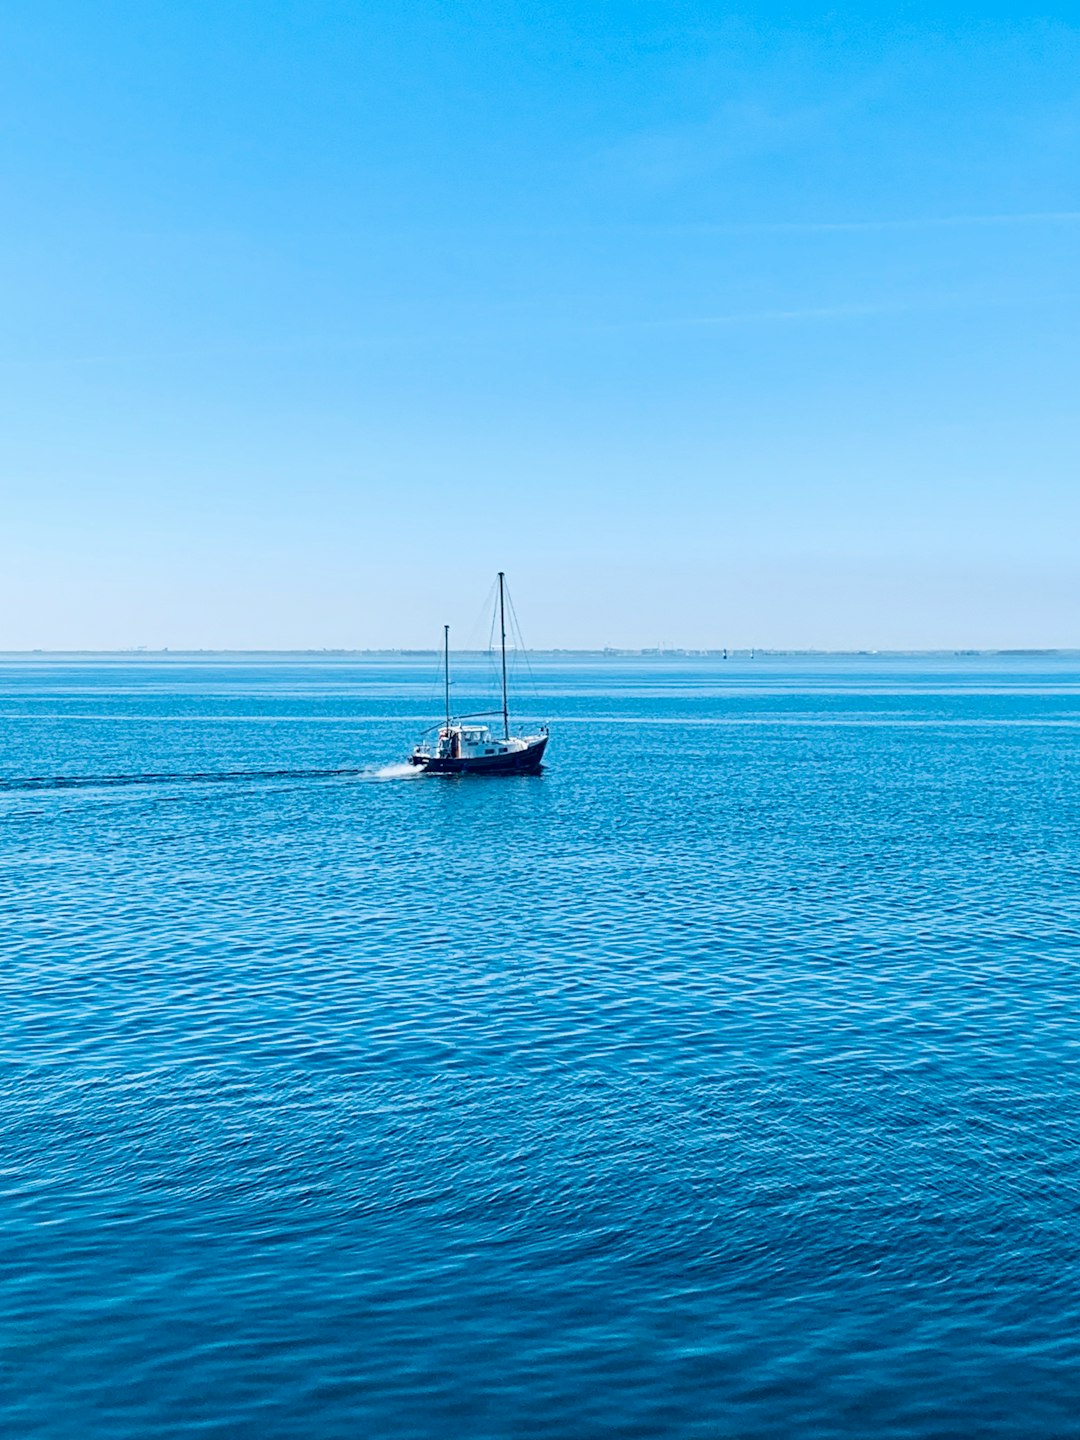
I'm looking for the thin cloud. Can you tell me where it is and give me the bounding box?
[601,100,832,187]
[633,286,1072,331]
[675,301,910,326]
[672,212,1080,234]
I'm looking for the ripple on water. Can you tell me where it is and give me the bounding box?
[2,656,1080,1437]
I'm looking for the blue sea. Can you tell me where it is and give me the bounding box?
[3,651,1080,1439]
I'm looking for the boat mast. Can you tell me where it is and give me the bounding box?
[444,624,451,731]
[498,571,509,739]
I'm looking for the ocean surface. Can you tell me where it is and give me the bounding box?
[3,651,1080,1439]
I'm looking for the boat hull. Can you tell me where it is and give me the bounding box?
[412,735,548,775]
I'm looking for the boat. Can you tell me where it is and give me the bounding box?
[409,573,549,774]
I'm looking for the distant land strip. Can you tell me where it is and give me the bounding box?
[1,649,1079,659]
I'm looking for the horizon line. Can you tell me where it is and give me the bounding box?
[2,648,1078,660]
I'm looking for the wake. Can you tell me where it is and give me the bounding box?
[0,762,423,794]
[366,762,424,781]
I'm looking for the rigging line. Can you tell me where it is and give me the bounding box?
[486,586,502,706]
[506,583,542,706]
[457,575,500,715]
[464,577,499,653]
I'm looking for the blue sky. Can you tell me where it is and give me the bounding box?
[2,1,1078,648]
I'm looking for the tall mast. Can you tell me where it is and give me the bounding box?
[444,624,451,731]
[498,571,509,739]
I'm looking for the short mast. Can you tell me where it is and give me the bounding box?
[498,571,509,740]
[443,624,451,731]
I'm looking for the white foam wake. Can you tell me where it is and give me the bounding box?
[364,761,424,781]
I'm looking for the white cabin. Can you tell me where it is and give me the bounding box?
[422,724,531,761]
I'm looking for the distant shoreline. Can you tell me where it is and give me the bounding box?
[2,649,1078,660]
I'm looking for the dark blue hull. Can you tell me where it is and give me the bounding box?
[412,735,548,775]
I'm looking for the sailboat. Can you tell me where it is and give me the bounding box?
[409,573,549,774]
